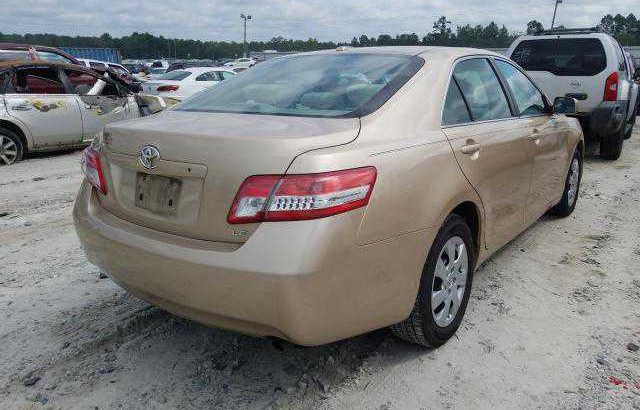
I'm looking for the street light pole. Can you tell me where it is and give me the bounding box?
[240,13,252,58]
[551,0,562,29]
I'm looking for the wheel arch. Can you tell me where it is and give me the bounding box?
[0,119,30,152]
[449,200,482,260]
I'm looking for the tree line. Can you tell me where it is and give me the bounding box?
[0,13,638,60]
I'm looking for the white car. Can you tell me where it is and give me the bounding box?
[0,60,165,165]
[223,57,256,68]
[507,27,640,160]
[140,67,236,102]
[77,58,131,76]
[145,67,170,81]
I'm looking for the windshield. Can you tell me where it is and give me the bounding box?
[176,53,421,117]
[158,70,191,81]
[511,38,606,76]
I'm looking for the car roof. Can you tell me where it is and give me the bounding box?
[0,43,80,63]
[177,67,234,74]
[513,32,612,42]
[0,59,95,73]
[295,46,503,59]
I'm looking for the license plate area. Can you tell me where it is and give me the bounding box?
[135,173,182,216]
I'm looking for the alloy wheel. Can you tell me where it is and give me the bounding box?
[0,134,19,165]
[432,236,468,327]
[567,157,580,206]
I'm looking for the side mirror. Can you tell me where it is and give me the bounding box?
[553,96,577,115]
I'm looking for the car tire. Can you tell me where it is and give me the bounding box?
[0,127,24,166]
[600,128,624,160]
[390,214,475,348]
[550,147,582,217]
[623,114,636,140]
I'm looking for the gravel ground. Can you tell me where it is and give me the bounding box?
[1,127,639,410]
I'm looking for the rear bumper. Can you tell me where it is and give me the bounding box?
[578,100,628,139]
[73,182,433,345]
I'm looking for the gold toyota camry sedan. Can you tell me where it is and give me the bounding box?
[74,47,583,347]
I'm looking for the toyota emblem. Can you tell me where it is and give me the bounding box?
[139,145,160,169]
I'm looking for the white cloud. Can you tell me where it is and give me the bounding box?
[0,0,636,41]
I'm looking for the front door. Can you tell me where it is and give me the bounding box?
[442,58,533,251]
[5,66,83,148]
[493,59,569,221]
[62,68,132,141]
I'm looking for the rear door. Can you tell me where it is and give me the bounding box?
[442,57,533,251]
[509,37,608,113]
[62,68,132,141]
[493,58,569,221]
[4,66,83,147]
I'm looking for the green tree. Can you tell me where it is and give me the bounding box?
[527,20,544,34]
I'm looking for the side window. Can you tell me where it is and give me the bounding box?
[11,67,65,94]
[108,64,127,76]
[64,69,122,97]
[442,79,471,126]
[36,51,75,64]
[89,61,107,70]
[220,71,235,80]
[195,72,214,81]
[453,59,512,122]
[65,70,99,95]
[494,60,546,116]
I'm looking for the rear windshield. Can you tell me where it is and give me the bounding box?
[0,50,31,62]
[175,53,423,118]
[158,70,191,81]
[511,38,606,76]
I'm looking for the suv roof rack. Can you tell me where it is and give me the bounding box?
[533,26,609,36]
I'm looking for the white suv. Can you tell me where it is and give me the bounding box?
[507,28,639,160]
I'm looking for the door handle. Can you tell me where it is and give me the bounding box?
[11,104,32,111]
[461,142,481,155]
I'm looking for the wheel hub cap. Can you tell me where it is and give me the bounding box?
[0,135,18,165]
[567,158,580,206]
[431,236,468,328]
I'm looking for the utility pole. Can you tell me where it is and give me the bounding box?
[551,0,562,29]
[241,13,252,58]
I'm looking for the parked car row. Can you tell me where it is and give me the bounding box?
[140,67,236,104]
[0,44,246,165]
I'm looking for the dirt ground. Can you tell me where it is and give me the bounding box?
[1,127,639,410]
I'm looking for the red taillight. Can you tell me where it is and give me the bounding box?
[81,146,106,195]
[604,72,618,101]
[227,167,377,224]
[157,85,179,92]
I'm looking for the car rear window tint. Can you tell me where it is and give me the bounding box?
[453,59,512,122]
[442,79,471,126]
[0,50,32,62]
[176,54,424,118]
[511,38,606,76]
[159,70,191,81]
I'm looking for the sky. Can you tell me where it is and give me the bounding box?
[1,0,637,42]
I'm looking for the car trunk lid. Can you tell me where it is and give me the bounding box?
[98,110,360,242]
[140,80,180,95]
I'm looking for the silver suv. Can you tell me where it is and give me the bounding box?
[507,27,639,160]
